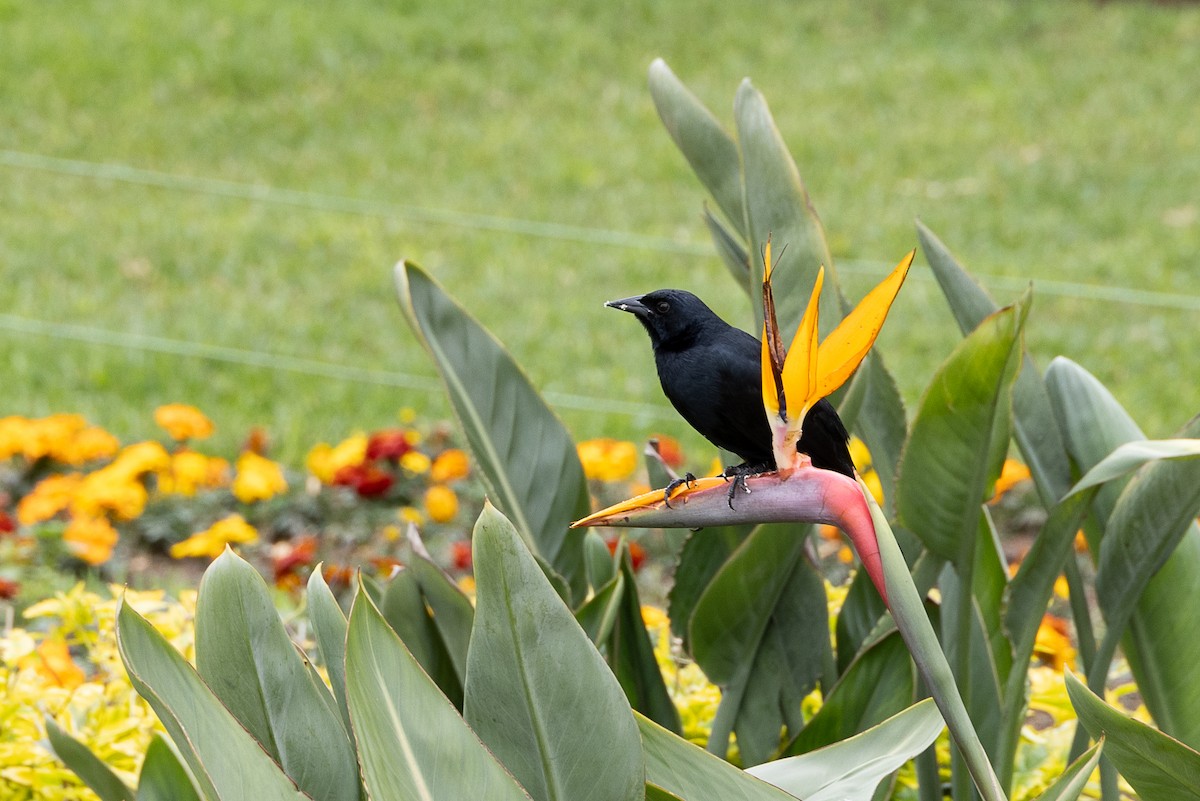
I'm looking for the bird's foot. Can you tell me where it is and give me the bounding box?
[662,472,697,508]
[720,462,773,510]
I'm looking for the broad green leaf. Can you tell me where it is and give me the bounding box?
[394,261,588,602]
[749,699,944,801]
[839,350,908,517]
[667,525,750,650]
[305,569,352,737]
[575,572,624,645]
[1095,419,1200,638]
[1030,740,1103,801]
[609,546,682,733]
[407,552,475,691]
[45,718,135,801]
[195,550,357,801]
[897,299,1026,562]
[1069,438,1200,497]
[782,632,914,757]
[584,529,618,590]
[115,601,311,801]
[381,568,462,707]
[136,735,203,801]
[344,582,532,801]
[464,503,643,801]
[1047,357,1200,747]
[832,569,887,676]
[689,523,830,765]
[645,785,686,801]
[648,58,747,239]
[638,713,800,801]
[918,220,1072,505]
[1065,670,1200,800]
[734,78,837,337]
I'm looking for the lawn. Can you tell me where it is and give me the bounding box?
[1,0,1197,463]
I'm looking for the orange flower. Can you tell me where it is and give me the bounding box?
[154,403,215,441]
[17,473,83,525]
[430,449,471,483]
[21,639,85,689]
[989,458,1031,503]
[19,414,89,461]
[577,438,639,482]
[63,515,120,565]
[232,452,288,503]
[424,485,459,523]
[306,434,368,483]
[1033,614,1076,672]
[170,514,258,559]
[649,435,685,469]
[58,426,120,465]
[109,441,172,477]
[70,467,148,521]
[159,451,230,496]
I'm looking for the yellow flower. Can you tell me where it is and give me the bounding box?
[430,448,471,483]
[110,440,172,477]
[17,472,83,524]
[170,514,258,559]
[424,484,459,523]
[154,403,215,441]
[761,243,913,474]
[232,451,288,503]
[70,467,148,521]
[21,414,90,461]
[847,436,884,504]
[401,450,432,475]
[0,415,27,459]
[577,438,639,482]
[306,434,368,483]
[63,515,120,565]
[159,450,230,495]
[1033,614,1076,672]
[58,425,121,466]
[399,506,425,526]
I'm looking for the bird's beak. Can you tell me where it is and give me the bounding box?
[605,296,651,318]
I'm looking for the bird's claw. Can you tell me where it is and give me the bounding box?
[719,463,768,510]
[663,472,697,508]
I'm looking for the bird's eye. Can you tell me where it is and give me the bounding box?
[656,301,670,314]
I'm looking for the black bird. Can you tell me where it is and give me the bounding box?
[606,289,855,487]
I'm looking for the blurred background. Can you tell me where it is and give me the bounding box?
[2,0,1197,462]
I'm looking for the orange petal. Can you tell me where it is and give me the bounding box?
[815,250,914,398]
[780,265,825,420]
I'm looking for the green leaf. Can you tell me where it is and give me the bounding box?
[305,569,352,737]
[584,529,618,590]
[115,600,312,801]
[689,524,830,765]
[734,78,837,337]
[637,713,800,801]
[832,569,888,676]
[381,568,463,707]
[407,550,476,692]
[1065,670,1200,800]
[667,525,750,650]
[1047,357,1200,747]
[344,580,532,801]
[394,261,588,601]
[749,699,944,801]
[45,717,136,801]
[195,550,358,801]
[648,58,747,239]
[918,220,1073,504]
[464,503,643,801]
[703,207,753,295]
[575,572,624,644]
[1069,438,1200,497]
[644,785,686,801]
[136,735,203,801]
[609,545,681,733]
[1095,421,1200,637]
[897,299,1026,562]
[782,632,914,757]
[840,350,908,517]
[1030,740,1103,801]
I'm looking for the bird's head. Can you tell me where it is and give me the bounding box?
[605,289,721,348]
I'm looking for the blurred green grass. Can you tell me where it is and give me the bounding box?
[2,0,1197,463]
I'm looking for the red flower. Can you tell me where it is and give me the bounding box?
[451,540,472,571]
[333,463,395,498]
[366,430,413,461]
[0,511,14,535]
[272,536,318,583]
[0,578,18,600]
[605,536,646,572]
[371,556,404,576]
